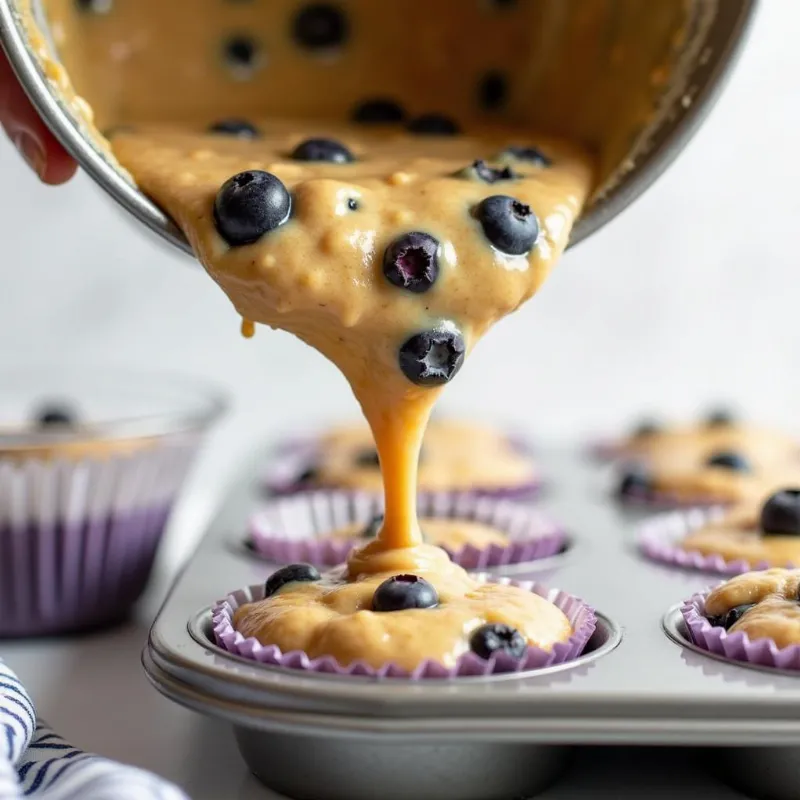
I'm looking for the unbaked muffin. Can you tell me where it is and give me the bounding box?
[678,490,800,568]
[614,415,800,507]
[213,542,596,677]
[265,419,540,498]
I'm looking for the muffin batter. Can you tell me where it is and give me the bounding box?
[615,415,797,463]
[292,419,537,493]
[32,0,689,196]
[111,120,591,551]
[683,507,800,567]
[705,568,800,648]
[682,489,800,566]
[331,516,509,551]
[618,424,800,505]
[232,544,571,671]
[20,0,690,666]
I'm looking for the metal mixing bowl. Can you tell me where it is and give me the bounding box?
[0,0,757,256]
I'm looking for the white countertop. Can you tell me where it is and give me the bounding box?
[0,482,752,800]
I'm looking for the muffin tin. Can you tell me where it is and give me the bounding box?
[144,446,800,800]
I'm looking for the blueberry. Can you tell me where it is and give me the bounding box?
[292,4,349,50]
[457,160,518,184]
[34,403,75,428]
[478,71,508,111]
[223,36,260,76]
[372,574,439,611]
[354,449,380,468]
[708,603,756,630]
[476,195,539,255]
[264,563,321,598]
[347,197,360,211]
[209,119,260,139]
[760,489,800,536]
[501,146,552,167]
[352,99,406,124]
[361,514,383,539]
[705,451,751,472]
[290,138,354,164]
[295,466,319,486]
[705,408,735,427]
[632,420,661,438]
[213,170,291,246]
[616,463,651,498]
[407,114,461,136]
[399,325,466,387]
[383,232,440,294]
[469,623,526,660]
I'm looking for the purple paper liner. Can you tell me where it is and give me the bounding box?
[262,434,541,501]
[212,577,596,678]
[0,434,204,637]
[0,506,171,637]
[638,507,791,575]
[681,589,800,670]
[247,490,566,569]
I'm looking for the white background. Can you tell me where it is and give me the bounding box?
[0,2,798,554]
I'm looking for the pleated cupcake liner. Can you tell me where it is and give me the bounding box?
[681,589,800,671]
[212,578,596,679]
[638,507,791,575]
[261,434,541,500]
[247,490,566,569]
[0,435,202,637]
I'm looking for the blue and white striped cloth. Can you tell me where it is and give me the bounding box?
[0,660,189,800]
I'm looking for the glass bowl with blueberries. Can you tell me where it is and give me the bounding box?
[0,366,225,637]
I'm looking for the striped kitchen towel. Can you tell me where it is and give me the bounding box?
[0,660,189,800]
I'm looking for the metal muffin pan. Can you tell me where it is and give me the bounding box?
[144,447,800,800]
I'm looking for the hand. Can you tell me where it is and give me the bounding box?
[0,48,76,184]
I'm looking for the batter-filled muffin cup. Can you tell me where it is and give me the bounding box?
[595,408,754,461]
[212,560,596,678]
[262,420,541,500]
[613,421,800,509]
[0,368,225,636]
[247,490,565,570]
[640,489,800,574]
[681,568,800,671]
